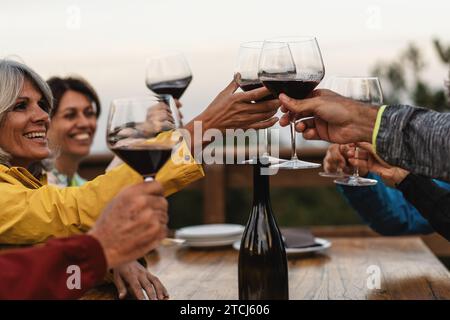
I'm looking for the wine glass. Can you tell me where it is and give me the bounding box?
[235,41,285,165]
[258,36,325,170]
[332,77,383,187]
[145,51,192,100]
[107,94,182,182]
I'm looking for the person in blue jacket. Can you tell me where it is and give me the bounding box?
[322,143,450,235]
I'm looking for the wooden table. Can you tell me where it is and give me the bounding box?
[83,237,450,300]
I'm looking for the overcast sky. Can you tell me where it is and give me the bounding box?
[1,0,448,152]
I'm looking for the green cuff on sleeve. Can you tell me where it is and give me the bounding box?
[372,105,387,154]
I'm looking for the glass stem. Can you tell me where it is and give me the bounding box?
[263,128,269,156]
[259,128,269,157]
[290,122,298,160]
[353,146,359,178]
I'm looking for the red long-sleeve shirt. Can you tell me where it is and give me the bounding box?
[0,235,107,299]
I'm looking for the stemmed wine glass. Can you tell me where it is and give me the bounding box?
[107,94,182,182]
[145,51,193,100]
[258,36,325,170]
[332,77,383,187]
[235,41,286,165]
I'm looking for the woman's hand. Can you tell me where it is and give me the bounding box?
[198,78,280,131]
[183,78,280,152]
[112,260,169,300]
[186,78,279,130]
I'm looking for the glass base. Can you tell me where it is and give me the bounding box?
[334,176,378,186]
[240,155,287,165]
[270,159,321,170]
[318,171,348,178]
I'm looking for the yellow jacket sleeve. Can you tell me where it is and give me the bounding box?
[0,141,204,245]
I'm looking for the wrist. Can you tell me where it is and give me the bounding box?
[194,109,214,133]
[393,168,410,187]
[186,113,215,150]
[355,104,379,142]
[88,230,118,269]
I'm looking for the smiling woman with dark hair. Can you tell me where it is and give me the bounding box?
[43,75,172,300]
[45,76,100,187]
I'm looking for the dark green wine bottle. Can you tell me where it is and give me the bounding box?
[238,163,289,300]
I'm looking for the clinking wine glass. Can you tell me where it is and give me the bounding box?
[145,51,193,100]
[258,36,325,170]
[235,41,285,165]
[331,77,383,187]
[107,94,182,182]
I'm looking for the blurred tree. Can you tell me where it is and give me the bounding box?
[434,38,450,101]
[434,39,450,63]
[371,40,450,111]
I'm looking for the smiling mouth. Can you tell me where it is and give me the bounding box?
[71,133,92,141]
[24,131,47,141]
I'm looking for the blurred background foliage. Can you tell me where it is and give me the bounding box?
[372,39,450,111]
[168,38,450,230]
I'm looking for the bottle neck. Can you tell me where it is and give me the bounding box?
[252,163,270,204]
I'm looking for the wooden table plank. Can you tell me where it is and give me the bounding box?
[82,237,450,300]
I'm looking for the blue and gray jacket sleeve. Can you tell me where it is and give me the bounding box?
[337,173,450,235]
[376,104,450,181]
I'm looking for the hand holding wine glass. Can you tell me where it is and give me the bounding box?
[322,144,352,177]
[328,77,383,186]
[191,79,280,131]
[278,89,380,144]
[318,76,373,178]
[107,95,181,182]
[235,41,274,97]
[258,36,325,170]
[234,41,282,165]
[347,142,410,188]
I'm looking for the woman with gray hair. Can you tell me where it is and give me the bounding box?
[0,60,53,174]
[0,58,280,299]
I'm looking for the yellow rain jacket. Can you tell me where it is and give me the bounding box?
[0,140,204,244]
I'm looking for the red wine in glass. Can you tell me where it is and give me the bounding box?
[239,80,276,102]
[258,37,325,170]
[260,79,320,99]
[107,95,180,181]
[146,75,193,99]
[111,144,173,178]
[235,41,285,165]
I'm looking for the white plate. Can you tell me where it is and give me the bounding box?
[232,238,331,257]
[183,235,242,244]
[185,237,242,248]
[175,224,245,240]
